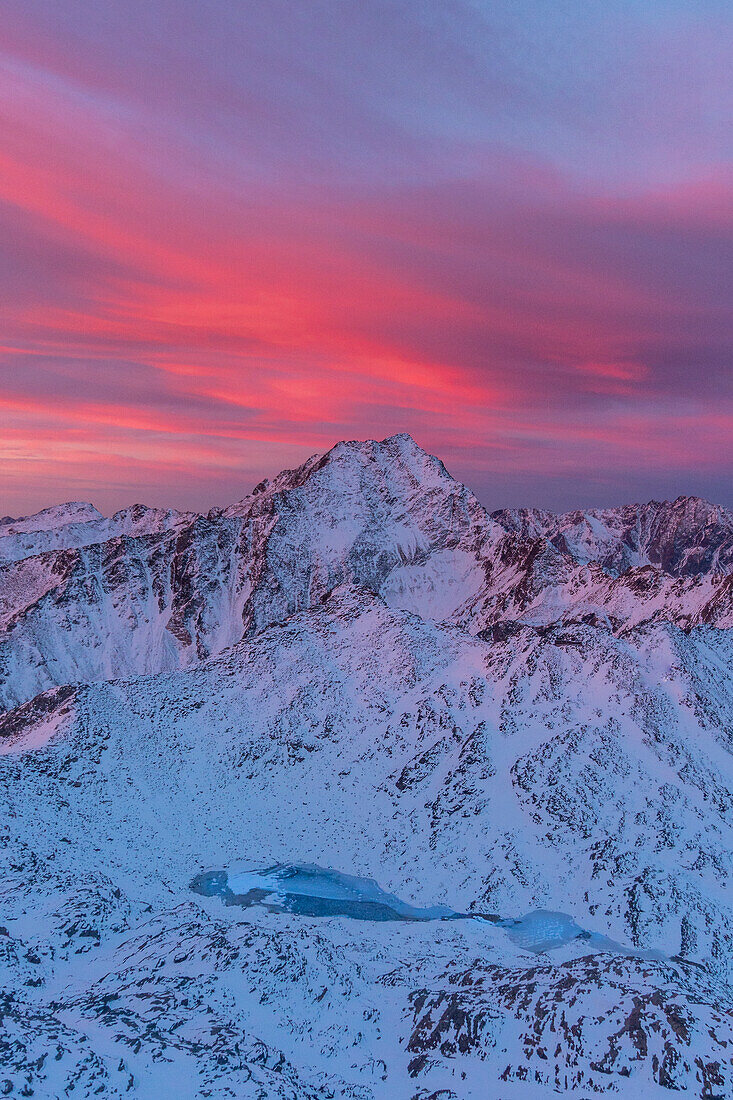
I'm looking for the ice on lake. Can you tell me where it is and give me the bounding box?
[191,863,459,922]
[192,863,665,960]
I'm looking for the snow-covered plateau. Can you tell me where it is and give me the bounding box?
[1,434,732,1098]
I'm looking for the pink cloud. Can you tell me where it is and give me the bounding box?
[0,11,731,515]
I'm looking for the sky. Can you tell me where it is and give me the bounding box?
[1,0,731,515]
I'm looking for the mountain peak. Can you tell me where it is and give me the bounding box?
[226,433,457,517]
[0,501,103,535]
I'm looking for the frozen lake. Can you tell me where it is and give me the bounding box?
[191,863,459,922]
[192,863,666,960]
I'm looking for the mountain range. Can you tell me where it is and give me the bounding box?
[2,434,732,1099]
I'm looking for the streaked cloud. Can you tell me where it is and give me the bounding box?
[1,1,731,513]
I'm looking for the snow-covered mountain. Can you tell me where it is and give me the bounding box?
[2,435,731,713]
[492,495,733,578]
[2,434,732,1098]
[0,501,196,562]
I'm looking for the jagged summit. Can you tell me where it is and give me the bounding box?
[223,432,455,516]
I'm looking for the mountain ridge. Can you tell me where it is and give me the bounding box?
[1,435,731,714]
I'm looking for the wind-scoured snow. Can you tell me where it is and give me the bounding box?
[1,435,732,1098]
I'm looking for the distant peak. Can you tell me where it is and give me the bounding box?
[0,501,103,533]
[43,501,101,520]
[670,493,714,509]
[111,503,152,519]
